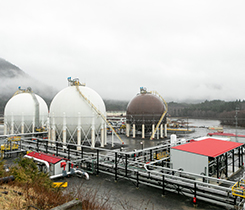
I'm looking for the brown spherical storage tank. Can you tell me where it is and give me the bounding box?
[126,92,166,132]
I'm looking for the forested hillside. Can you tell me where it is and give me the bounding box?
[168,100,245,127]
[0,58,57,114]
[1,57,244,127]
[104,99,128,111]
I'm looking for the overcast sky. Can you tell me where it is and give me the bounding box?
[1,1,245,102]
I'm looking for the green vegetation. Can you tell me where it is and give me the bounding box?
[104,99,129,111]
[168,100,245,127]
[1,97,245,127]
[0,157,112,210]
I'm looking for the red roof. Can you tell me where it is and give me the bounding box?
[208,132,245,138]
[26,151,64,164]
[172,138,243,158]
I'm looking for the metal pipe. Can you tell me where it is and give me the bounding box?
[75,170,89,180]
[140,169,234,193]
[62,112,67,147]
[144,162,235,187]
[138,170,233,197]
[24,155,50,173]
[50,169,89,180]
[98,170,234,209]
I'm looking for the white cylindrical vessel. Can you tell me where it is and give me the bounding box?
[170,134,177,146]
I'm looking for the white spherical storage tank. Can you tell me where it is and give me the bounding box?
[4,92,48,134]
[49,81,107,148]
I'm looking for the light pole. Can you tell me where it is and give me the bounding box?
[235,107,239,142]
[140,141,143,150]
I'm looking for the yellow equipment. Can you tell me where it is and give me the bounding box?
[232,179,245,198]
[153,151,170,160]
[52,182,68,188]
[35,127,46,132]
[120,124,126,130]
[1,136,20,158]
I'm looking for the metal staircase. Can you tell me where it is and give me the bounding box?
[149,91,168,140]
[69,78,124,145]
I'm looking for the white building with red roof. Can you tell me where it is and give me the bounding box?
[25,151,68,176]
[171,138,244,178]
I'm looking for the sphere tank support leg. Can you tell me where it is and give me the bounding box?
[104,123,107,145]
[160,124,163,139]
[112,131,114,147]
[142,124,145,139]
[151,124,155,140]
[51,113,56,142]
[47,117,51,140]
[101,123,105,147]
[11,113,14,134]
[77,112,81,150]
[32,114,35,133]
[126,123,130,137]
[21,112,24,134]
[91,115,95,148]
[164,124,167,137]
[133,124,136,138]
[62,113,67,149]
[4,121,8,135]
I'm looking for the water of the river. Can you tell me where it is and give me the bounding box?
[1,119,245,151]
[107,118,245,152]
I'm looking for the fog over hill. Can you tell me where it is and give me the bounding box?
[0,58,131,114]
[0,58,58,113]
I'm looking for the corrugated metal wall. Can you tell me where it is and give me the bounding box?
[171,149,208,175]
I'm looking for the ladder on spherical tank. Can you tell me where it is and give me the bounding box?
[69,78,124,145]
[149,91,168,140]
[12,87,40,128]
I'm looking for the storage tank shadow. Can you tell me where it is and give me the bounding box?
[126,87,168,139]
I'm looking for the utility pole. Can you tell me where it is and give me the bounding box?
[235,107,239,142]
[187,117,189,132]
